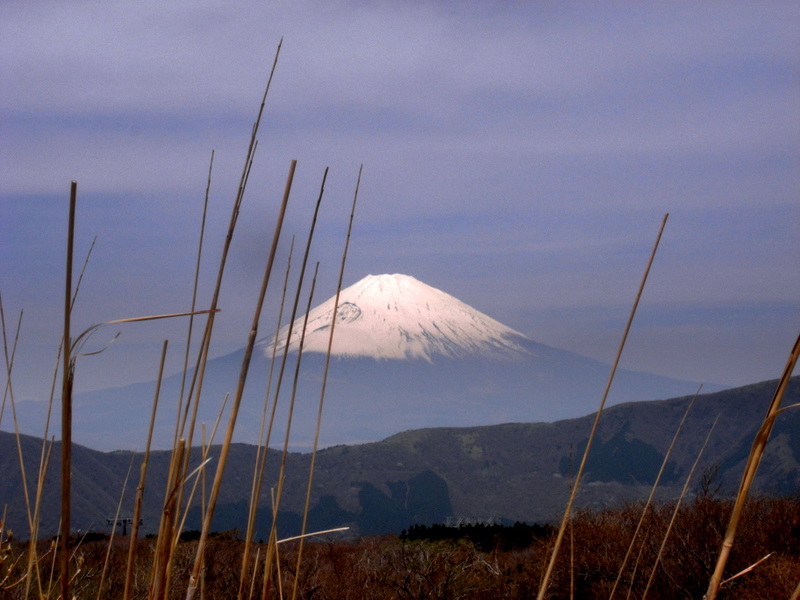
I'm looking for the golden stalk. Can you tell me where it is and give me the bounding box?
[123,339,169,600]
[149,438,187,600]
[260,169,328,598]
[263,261,321,598]
[790,578,800,600]
[705,332,800,600]
[26,234,96,598]
[60,179,77,600]
[175,150,214,448]
[185,159,294,600]
[171,395,229,560]
[720,552,774,585]
[239,237,296,600]
[180,38,282,456]
[536,213,669,600]
[0,298,22,428]
[0,302,36,541]
[291,164,363,600]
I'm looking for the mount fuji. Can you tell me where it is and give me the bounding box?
[261,274,531,361]
[11,274,719,451]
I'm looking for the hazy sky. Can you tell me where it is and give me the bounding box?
[2,2,798,409]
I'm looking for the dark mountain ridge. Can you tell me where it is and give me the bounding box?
[1,377,796,540]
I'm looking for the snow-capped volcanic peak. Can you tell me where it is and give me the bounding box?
[260,274,530,361]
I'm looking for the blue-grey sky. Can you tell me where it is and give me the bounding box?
[1,1,798,408]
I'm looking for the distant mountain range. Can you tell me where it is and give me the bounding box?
[2,377,797,540]
[7,274,719,452]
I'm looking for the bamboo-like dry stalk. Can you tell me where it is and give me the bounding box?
[239,237,296,600]
[179,39,282,456]
[174,150,214,449]
[720,553,774,586]
[170,396,228,561]
[705,332,800,600]
[0,301,36,543]
[0,298,50,599]
[25,235,96,599]
[185,159,295,600]
[641,415,719,599]
[608,384,701,599]
[568,445,574,600]
[263,261,321,599]
[291,164,363,600]
[150,438,187,600]
[163,434,221,600]
[260,169,328,599]
[60,179,77,600]
[123,339,169,600]
[249,547,262,600]
[535,213,669,600]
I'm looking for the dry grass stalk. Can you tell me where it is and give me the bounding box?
[25,235,96,599]
[720,552,774,585]
[179,39,282,457]
[264,261,321,597]
[641,415,719,599]
[291,164,363,600]
[705,332,800,600]
[60,179,77,600]
[536,213,669,600]
[0,301,37,546]
[608,384,702,599]
[122,339,169,600]
[171,398,227,559]
[239,237,296,600]
[150,438,187,600]
[624,523,652,600]
[174,150,214,450]
[249,547,262,600]
[260,169,329,598]
[184,159,294,600]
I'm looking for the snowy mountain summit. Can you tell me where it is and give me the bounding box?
[260,274,530,361]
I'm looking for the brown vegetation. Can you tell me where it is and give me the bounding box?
[2,494,798,599]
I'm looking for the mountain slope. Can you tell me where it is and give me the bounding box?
[2,378,797,539]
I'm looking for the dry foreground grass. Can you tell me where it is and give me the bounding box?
[2,494,799,599]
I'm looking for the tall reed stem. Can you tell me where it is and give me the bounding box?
[180,39,282,454]
[185,159,294,600]
[60,180,77,600]
[705,332,800,599]
[123,339,169,600]
[291,164,362,600]
[261,169,328,599]
[536,213,668,600]
[238,237,296,600]
[175,150,214,449]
